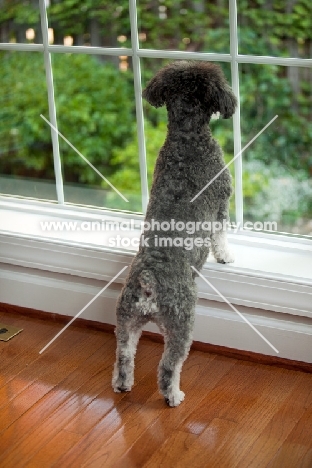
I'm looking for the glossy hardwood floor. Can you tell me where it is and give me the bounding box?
[0,309,311,468]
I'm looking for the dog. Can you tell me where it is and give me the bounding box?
[112,61,237,406]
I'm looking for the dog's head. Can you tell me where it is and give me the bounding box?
[142,61,237,119]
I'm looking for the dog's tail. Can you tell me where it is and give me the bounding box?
[136,270,158,316]
[138,270,157,299]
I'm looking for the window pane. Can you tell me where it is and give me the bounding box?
[141,59,235,221]
[138,0,230,53]
[238,0,312,59]
[240,64,312,236]
[51,53,141,212]
[0,51,57,201]
[46,1,130,48]
[0,1,42,44]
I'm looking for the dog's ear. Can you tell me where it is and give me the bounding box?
[192,62,237,118]
[211,83,237,119]
[142,73,167,108]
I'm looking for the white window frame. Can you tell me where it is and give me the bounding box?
[0,0,311,222]
[0,0,312,361]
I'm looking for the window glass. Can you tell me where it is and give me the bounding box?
[238,0,312,59]
[52,53,141,212]
[46,1,130,48]
[138,0,230,53]
[0,51,57,201]
[1,2,311,239]
[0,1,42,44]
[240,63,312,235]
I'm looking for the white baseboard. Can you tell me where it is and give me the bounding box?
[1,263,311,363]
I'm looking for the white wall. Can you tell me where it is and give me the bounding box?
[1,263,311,362]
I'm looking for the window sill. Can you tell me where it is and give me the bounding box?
[1,196,311,318]
[1,197,311,362]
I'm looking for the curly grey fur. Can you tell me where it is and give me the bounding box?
[112,61,237,407]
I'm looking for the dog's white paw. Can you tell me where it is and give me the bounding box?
[165,390,185,407]
[112,375,133,393]
[112,383,132,393]
[217,249,235,264]
[112,381,132,393]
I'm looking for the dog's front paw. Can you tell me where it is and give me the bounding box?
[217,249,235,264]
[165,390,185,407]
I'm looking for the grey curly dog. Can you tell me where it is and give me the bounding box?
[112,61,237,406]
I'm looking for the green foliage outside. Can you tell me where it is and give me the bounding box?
[0,51,135,180]
[108,120,166,211]
[0,0,311,233]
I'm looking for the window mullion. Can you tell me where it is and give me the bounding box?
[229,0,243,226]
[39,0,64,204]
[129,0,149,213]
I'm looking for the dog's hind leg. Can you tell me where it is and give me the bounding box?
[158,314,194,407]
[112,270,157,393]
[112,317,144,393]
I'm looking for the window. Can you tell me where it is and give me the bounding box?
[0,0,311,237]
[1,1,311,361]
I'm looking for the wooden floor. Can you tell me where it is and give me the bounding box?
[0,310,312,468]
